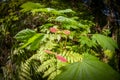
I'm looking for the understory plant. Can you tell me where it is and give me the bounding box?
[7,2,120,80]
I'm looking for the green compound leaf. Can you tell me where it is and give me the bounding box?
[55,16,78,29]
[92,34,118,52]
[20,33,43,50]
[54,54,120,80]
[14,29,36,42]
[15,29,44,50]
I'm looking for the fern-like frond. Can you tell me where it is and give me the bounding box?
[48,70,61,80]
[17,47,45,80]
[19,61,32,80]
[14,38,87,80]
[42,66,56,78]
[37,58,56,72]
[60,50,82,63]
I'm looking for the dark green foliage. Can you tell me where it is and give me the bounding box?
[0,0,120,80]
[92,34,118,52]
[11,2,119,80]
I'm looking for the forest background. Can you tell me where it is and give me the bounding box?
[0,0,120,80]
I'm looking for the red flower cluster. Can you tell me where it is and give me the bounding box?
[44,49,67,62]
[56,55,67,62]
[44,50,53,54]
[63,30,70,35]
[49,27,71,36]
[50,27,58,33]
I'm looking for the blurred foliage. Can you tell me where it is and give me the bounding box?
[13,2,120,80]
[0,0,120,80]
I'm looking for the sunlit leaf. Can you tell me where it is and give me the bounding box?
[55,16,78,29]
[14,29,36,42]
[104,50,114,59]
[20,2,43,11]
[28,34,44,50]
[20,33,43,49]
[59,9,75,14]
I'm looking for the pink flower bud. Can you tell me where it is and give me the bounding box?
[63,30,70,35]
[44,50,53,54]
[56,55,67,62]
[50,27,58,33]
